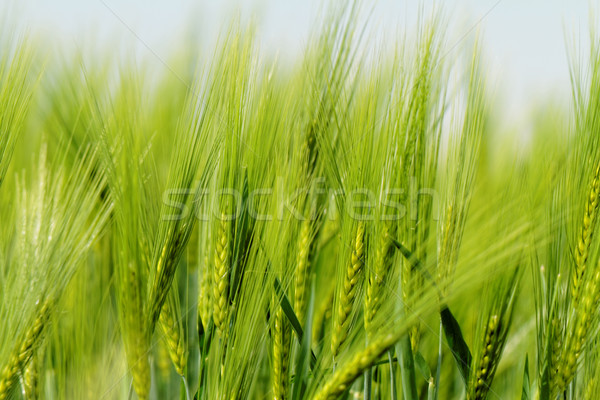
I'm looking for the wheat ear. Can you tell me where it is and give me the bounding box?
[553,268,600,394]
[156,340,172,380]
[271,302,291,400]
[121,267,150,400]
[129,339,151,400]
[213,213,231,335]
[315,332,398,400]
[294,218,314,325]
[158,292,187,376]
[22,345,42,400]
[572,164,600,305]
[467,315,501,400]
[198,251,212,330]
[332,221,366,359]
[548,317,563,389]
[312,288,334,348]
[0,301,49,400]
[364,222,395,337]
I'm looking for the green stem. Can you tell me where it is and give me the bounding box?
[398,334,418,400]
[181,375,191,400]
[388,350,397,400]
[434,319,442,400]
[364,368,372,400]
[427,379,435,400]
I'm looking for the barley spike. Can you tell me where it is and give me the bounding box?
[332,221,366,358]
[213,213,231,335]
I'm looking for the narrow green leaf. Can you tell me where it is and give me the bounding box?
[440,306,472,386]
[434,320,442,400]
[292,279,316,400]
[415,351,432,381]
[391,238,439,294]
[273,278,317,370]
[397,335,418,400]
[388,350,397,400]
[521,355,530,400]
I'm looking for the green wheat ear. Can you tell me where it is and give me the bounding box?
[0,144,110,398]
[294,217,316,325]
[332,221,366,359]
[271,299,292,400]
[158,283,187,376]
[213,213,231,336]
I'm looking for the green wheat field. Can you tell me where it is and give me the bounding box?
[1,2,600,399]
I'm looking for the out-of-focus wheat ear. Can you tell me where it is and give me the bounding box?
[213,213,231,336]
[22,344,42,400]
[401,246,422,353]
[312,288,334,349]
[0,35,35,188]
[130,342,151,400]
[0,300,50,400]
[437,203,458,296]
[332,221,366,359]
[364,222,395,337]
[294,218,314,325]
[572,164,600,305]
[300,122,318,179]
[547,317,563,390]
[121,266,150,400]
[198,252,213,332]
[271,301,291,400]
[0,353,20,400]
[156,340,172,381]
[158,287,187,376]
[197,217,213,332]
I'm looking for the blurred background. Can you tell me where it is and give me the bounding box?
[9,0,591,131]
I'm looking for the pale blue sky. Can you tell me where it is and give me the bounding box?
[10,0,593,124]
